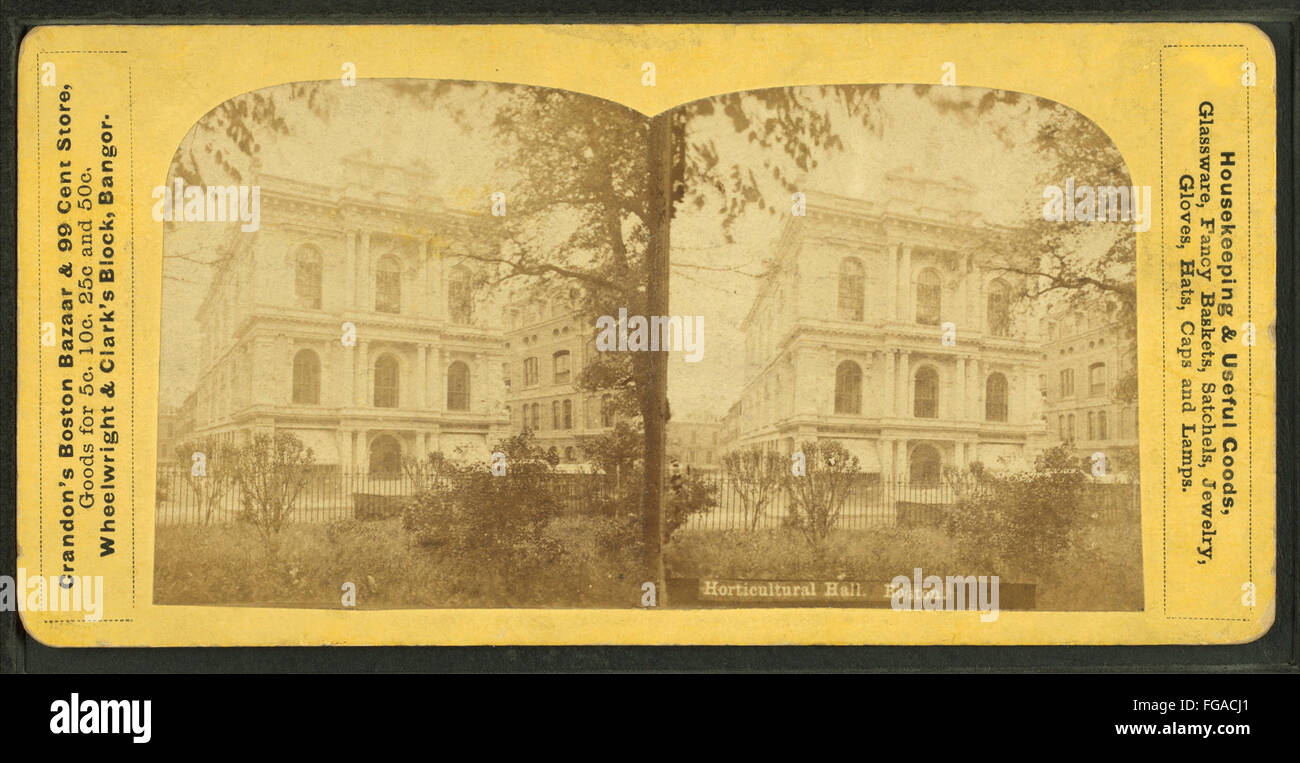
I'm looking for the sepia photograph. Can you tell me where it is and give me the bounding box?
[664,84,1142,611]
[154,80,663,609]
[152,80,1144,613]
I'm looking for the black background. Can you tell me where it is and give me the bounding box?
[0,3,1295,734]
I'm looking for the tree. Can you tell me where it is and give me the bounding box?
[582,419,644,491]
[981,94,1138,327]
[720,446,787,531]
[784,440,861,553]
[228,432,316,544]
[174,438,236,525]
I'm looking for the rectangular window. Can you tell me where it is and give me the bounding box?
[553,351,571,385]
[524,357,538,387]
[1060,369,1075,398]
[1089,363,1107,396]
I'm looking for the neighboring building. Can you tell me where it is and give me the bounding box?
[1040,303,1138,473]
[667,418,722,470]
[720,174,1046,483]
[502,288,616,469]
[184,156,509,474]
[156,404,182,466]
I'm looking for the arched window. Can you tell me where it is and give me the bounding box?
[375,255,401,314]
[563,446,575,462]
[553,350,571,384]
[914,366,939,418]
[448,266,473,325]
[369,435,402,477]
[909,444,941,485]
[446,361,470,411]
[1097,410,1109,440]
[987,279,1011,336]
[915,268,942,325]
[1058,415,1067,440]
[551,400,561,429]
[838,258,865,321]
[373,354,400,408]
[292,349,320,404]
[1067,413,1076,441]
[562,399,573,429]
[1087,411,1096,439]
[295,246,322,309]
[527,403,540,431]
[985,372,1008,422]
[834,360,862,414]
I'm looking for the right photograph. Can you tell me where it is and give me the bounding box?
[664,84,1142,612]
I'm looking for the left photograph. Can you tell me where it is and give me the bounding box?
[153,80,659,608]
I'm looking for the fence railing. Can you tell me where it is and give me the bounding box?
[155,466,1139,530]
[154,468,627,526]
[676,474,1139,531]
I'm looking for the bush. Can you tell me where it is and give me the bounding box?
[400,431,565,589]
[943,445,1087,579]
[665,471,718,541]
[784,440,861,553]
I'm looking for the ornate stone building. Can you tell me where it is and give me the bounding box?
[721,175,1046,483]
[185,157,509,474]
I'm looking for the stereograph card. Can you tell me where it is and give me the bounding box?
[12,23,1278,645]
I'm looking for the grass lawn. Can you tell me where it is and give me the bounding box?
[154,516,647,609]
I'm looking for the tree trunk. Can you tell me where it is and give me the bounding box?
[640,113,674,601]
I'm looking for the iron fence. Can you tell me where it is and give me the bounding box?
[155,466,1138,530]
[154,467,628,526]
[675,474,1139,531]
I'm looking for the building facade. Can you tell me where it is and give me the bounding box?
[721,177,1046,483]
[667,419,722,471]
[183,158,509,474]
[1040,303,1139,474]
[502,288,617,468]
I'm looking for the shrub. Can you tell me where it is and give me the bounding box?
[720,446,786,530]
[944,445,1090,579]
[784,440,861,553]
[665,471,718,541]
[401,431,564,586]
[227,432,316,545]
